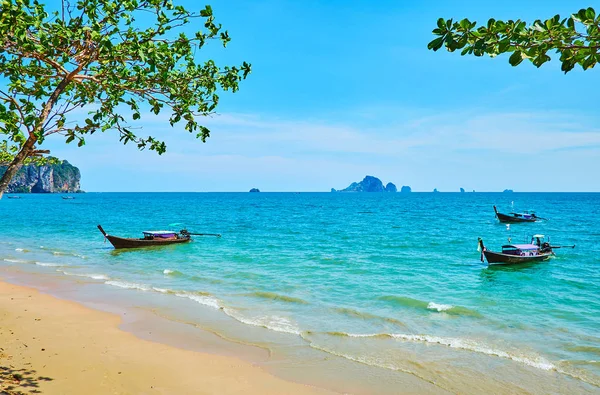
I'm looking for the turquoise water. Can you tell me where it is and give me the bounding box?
[1,192,599,393]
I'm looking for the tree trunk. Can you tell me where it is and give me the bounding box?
[0,67,82,199]
[0,135,38,199]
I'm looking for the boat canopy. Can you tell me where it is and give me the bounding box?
[532,234,545,238]
[143,231,177,236]
[502,244,539,251]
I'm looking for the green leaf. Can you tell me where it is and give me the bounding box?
[509,51,524,66]
[427,36,445,51]
[585,7,596,21]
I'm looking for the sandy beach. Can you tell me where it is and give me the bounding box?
[0,278,333,395]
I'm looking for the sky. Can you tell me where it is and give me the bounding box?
[33,1,600,191]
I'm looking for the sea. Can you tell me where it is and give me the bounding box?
[1,192,599,394]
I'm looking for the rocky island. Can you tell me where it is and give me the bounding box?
[331,176,400,192]
[0,159,82,193]
[249,188,260,193]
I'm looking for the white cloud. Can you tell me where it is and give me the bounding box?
[43,108,600,192]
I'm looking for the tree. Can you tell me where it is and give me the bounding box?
[427,7,600,73]
[0,0,250,198]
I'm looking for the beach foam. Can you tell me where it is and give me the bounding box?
[35,261,63,267]
[391,333,555,370]
[62,271,110,280]
[314,331,555,371]
[105,280,151,291]
[223,308,301,335]
[3,258,24,263]
[174,291,221,310]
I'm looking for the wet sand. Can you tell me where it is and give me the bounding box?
[0,279,334,394]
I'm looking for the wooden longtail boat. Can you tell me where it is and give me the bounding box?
[493,205,542,223]
[475,235,572,265]
[477,237,553,265]
[97,225,191,249]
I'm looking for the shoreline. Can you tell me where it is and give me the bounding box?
[0,268,444,395]
[1,259,598,394]
[0,276,335,395]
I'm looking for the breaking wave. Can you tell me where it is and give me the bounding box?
[162,269,184,276]
[378,295,482,317]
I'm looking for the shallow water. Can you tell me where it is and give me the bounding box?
[1,192,599,393]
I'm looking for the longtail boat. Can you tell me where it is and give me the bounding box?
[477,235,574,266]
[97,225,191,249]
[493,205,544,223]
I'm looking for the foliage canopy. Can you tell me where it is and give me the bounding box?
[0,0,250,195]
[428,7,600,73]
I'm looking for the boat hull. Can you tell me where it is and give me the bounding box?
[483,250,552,265]
[495,212,537,223]
[105,235,191,249]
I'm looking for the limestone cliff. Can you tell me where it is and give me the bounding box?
[1,159,82,193]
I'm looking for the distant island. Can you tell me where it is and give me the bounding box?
[460,188,465,193]
[400,186,411,193]
[433,188,439,193]
[503,189,514,193]
[249,188,260,193]
[0,158,82,193]
[331,176,400,192]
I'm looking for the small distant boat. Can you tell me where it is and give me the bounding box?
[478,235,574,265]
[97,225,191,249]
[493,205,544,223]
[62,196,75,200]
[7,196,21,199]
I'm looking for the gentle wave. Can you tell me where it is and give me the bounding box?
[105,280,151,291]
[61,271,110,280]
[223,308,301,335]
[52,251,86,259]
[320,331,555,371]
[305,342,441,389]
[378,295,482,317]
[3,258,25,263]
[244,291,309,305]
[332,307,405,327]
[173,291,221,310]
[15,248,28,252]
[162,269,184,276]
[35,261,63,267]
[97,281,301,335]
[565,345,600,356]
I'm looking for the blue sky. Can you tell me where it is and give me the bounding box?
[41,0,600,191]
